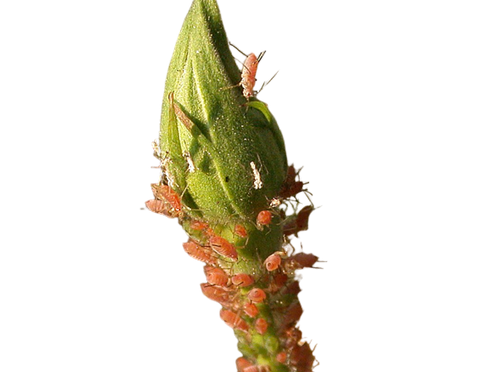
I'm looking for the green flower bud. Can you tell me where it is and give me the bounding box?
[158,0,287,222]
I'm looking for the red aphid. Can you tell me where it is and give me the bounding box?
[290,342,315,372]
[283,302,303,327]
[201,283,232,304]
[240,53,262,99]
[220,309,249,333]
[255,318,268,335]
[190,220,209,231]
[209,235,238,260]
[244,302,259,318]
[256,210,272,226]
[264,252,282,271]
[236,357,254,372]
[149,183,182,217]
[204,267,229,287]
[232,273,255,287]
[183,241,216,264]
[243,367,259,372]
[276,351,287,364]
[248,288,267,303]
[279,165,304,199]
[283,206,314,236]
[234,224,248,238]
[290,250,330,272]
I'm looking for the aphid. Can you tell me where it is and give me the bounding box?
[279,164,304,199]
[220,309,249,332]
[256,210,272,226]
[232,273,255,287]
[284,327,303,350]
[147,183,182,218]
[240,54,259,98]
[283,302,303,327]
[204,267,229,287]
[255,318,268,335]
[201,283,232,304]
[244,366,270,372]
[190,220,209,231]
[289,250,330,272]
[243,302,259,318]
[283,205,314,237]
[290,342,315,372]
[233,355,253,372]
[269,273,288,293]
[248,288,267,303]
[276,351,287,364]
[264,252,282,271]
[183,241,216,264]
[234,224,248,238]
[230,40,283,99]
[209,235,238,260]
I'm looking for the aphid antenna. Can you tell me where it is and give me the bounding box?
[257,50,267,63]
[229,42,249,58]
[256,67,283,97]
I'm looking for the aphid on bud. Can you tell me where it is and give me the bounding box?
[284,302,303,327]
[248,288,267,303]
[204,267,229,287]
[256,210,272,227]
[234,224,248,238]
[255,318,268,335]
[220,309,249,333]
[183,241,216,264]
[190,220,209,231]
[209,235,238,260]
[149,183,182,217]
[236,357,254,372]
[289,250,330,272]
[232,273,255,287]
[290,342,315,372]
[279,164,304,199]
[284,327,303,350]
[276,351,287,364]
[264,252,282,271]
[283,205,314,237]
[244,302,259,318]
[201,283,232,304]
[230,40,283,99]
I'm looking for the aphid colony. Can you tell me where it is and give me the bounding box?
[146,160,318,372]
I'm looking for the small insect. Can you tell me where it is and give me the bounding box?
[256,210,272,227]
[244,366,270,372]
[284,327,303,350]
[276,351,287,364]
[201,283,232,305]
[279,165,304,199]
[234,224,248,238]
[209,235,238,260]
[231,273,255,287]
[248,288,267,303]
[189,220,209,231]
[204,266,229,287]
[146,183,182,218]
[269,273,288,292]
[289,250,330,272]
[255,318,268,335]
[182,241,216,264]
[264,252,282,271]
[243,302,259,318]
[283,205,314,237]
[290,342,315,372]
[283,302,303,327]
[220,309,249,333]
[236,357,254,372]
[230,40,283,100]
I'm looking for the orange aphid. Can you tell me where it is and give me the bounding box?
[236,357,254,372]
[232,273,255,287]
[209,235,238,260]
[183,241,216,264]
[255,318,268,335]
[142,181,182,221]
[264,252,282,271]
[241,54,259,98]
[204,267,229,287]
[248,288,267,303]
[276,351,287,364]
[149,182,182,211]
[256,210,272,226]
[220,309,249,332]
[289,252,319,269]
[234,224,248,238]
[200,283,232,304]
[190,220,209,231]
[244,302,259,318]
